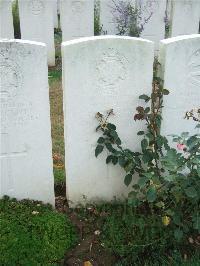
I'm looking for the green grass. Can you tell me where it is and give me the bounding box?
[49,69,62,82]
[74,202,200,266]
[48,69,65,185]
[101,205,200,265]
[54,168,65,185]
[0,196,77,265]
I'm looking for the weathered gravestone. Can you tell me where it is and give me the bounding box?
[53,0,58,28]
[62,36,154,206]
[170,0,200,37]
[0,0,14,39]
[159,34,200,139]
[137,0,167,52]
[0,40,55,205]
[99,0,136,35]
[60,0,94,41]
[18,0,55,66]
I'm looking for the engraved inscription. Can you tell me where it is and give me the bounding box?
[1,101,38,128]
[71,1,84,13]
[0,61,22,99]
[96,48,128,91]
[29,0,44,15]
[187,49,200,87]
[71,0,84,31]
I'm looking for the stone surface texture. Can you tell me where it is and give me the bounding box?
[18,0,55,66]
[137,0,167,51]
[170,0,200,37]
[53,0,58,28]
[0,40,55,205]
[159,34,200,140]
[60,0,94,41]
[0,0,14,39]
[62,36,154,206]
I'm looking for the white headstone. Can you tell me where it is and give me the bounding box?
[60,0,94,41]
[53,0,58,28]
[18,0,55,66]
[159,34,200,138]
[137,0,167,52]
[0,0,14,39]
[170,0,200,37]
[62,36,154,206]
[0,40,54,205]
[100,0,136,35]
[57,0,60,14]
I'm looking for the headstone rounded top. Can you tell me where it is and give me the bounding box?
[160,34,200,44]
[62,35,154,47]
[0,38,46,47]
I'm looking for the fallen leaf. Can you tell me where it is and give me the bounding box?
[84,261,93,266]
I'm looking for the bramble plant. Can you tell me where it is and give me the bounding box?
[95,76,200,243]
[111,0,153,37]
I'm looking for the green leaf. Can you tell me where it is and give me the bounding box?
[132,184,140,190]
[156,135,164,148]
[95,145,104,157]
[192,214,200,231]
[124,174,132,187]
[137,131,145,136]
[197,167,200,177]
[147,186,157,202]
[187,136,199,149]
[107,123,116,130]
[141,138,148,151]
[112,156,118,165]
[118,156,126,167]
[163,89,169,95]
[166,209,174,216]
[142,151,153,163]
[106,155,113,164]
[138,176,148,188]
[110,130,118,140]
[139,94,150,102]
[115,138,121,145]
[185,187,198,198]
[144,107,150,113]
[174,229,183,241]
[164,175,176,182]
[97,137,105,144]
[124,161,134,172]
[143,172,154,179]
[173,213,181,225]
[195,124,200,129]
[105,143,115,153]
[155,201,165,208]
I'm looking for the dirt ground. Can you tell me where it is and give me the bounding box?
[55,196,117,266]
